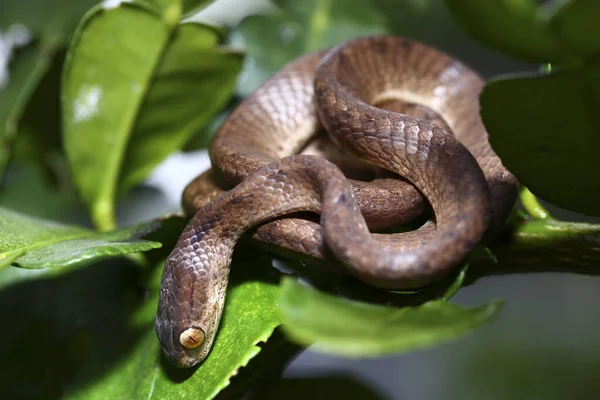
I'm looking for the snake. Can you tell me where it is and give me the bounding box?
[156,36,519,368]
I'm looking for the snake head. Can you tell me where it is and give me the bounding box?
[155,247,225,368]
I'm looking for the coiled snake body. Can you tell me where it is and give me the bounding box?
[156,36,518,368]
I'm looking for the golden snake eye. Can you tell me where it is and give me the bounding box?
[179,327,205,349]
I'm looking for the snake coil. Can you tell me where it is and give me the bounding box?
[156,36,518,368]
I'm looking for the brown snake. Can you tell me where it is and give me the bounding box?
[156,36,519,368]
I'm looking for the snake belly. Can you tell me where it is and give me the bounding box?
[156,36,519,368]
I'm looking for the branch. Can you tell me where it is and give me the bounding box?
[466,213,600,284]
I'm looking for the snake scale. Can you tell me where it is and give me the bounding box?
[156,36,519,368]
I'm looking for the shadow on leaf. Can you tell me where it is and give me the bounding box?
[0,259,147,400]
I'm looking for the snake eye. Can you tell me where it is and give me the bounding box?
[179,327,205,349]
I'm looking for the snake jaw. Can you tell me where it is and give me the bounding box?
[156,233,227,368]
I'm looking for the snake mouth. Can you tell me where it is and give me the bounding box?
[179,326,205,350]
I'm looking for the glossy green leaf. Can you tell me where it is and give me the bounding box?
[119,23,243,193]
[66,249,284,400]
[62,2,241,231]
[235,0,387,95]
[444,0,566,63]
[481,61,600,216]
[0,206,161,269]
[549,0,600,59]
[0,251,22,270]
[279,278,502,357]
[62,2,172,231]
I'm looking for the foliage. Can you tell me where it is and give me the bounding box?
[447,0,600,216]
[1,0,599,398]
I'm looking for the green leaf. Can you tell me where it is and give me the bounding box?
[119,23,243,193]
[373,0,474,55]
[62,3,172,231]
[182,0,213,15]
[62,3,242,231]
[279,278,502,357]
[549,0,600,60]
[0,0,99,41]
[1,0,100,176]
[0,250,22,270]
[0,161,87,225]
[0,205,161,269]
[235,0,495,96]
[444,0,566,63]
[235,0,387,95]
[481,61,600,216]
[0,258,145,399]
[0,44,49,176]
[143,0,218,20]
[9,47,69,177]
[66,249,284,400]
